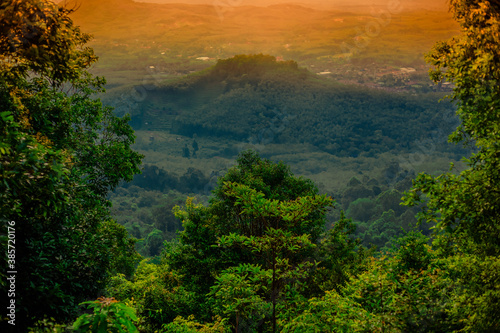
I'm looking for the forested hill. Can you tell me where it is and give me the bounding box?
[121,54,461,158]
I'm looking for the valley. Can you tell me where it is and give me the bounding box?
[5,1,499,330]
[65,0,465,254]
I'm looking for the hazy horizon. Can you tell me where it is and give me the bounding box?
[132,0,448,11]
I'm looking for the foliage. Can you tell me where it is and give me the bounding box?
[0,0,142,328]
[161,151,343,330]
[346,197,378,222]
[213,180,332,331]
[0,0,97,85]
[401,2,500,330]
[110,188,188,256]
[287,234,457,332]
[105,259,198,333]
[405,0,500,257]
[161,315,230,333]
[444,254,500,332]
[126,164,181,193]
[343,255,456,332]
[208,264,271,332]
[311,212,371,294]
[147,55,459,158]
[390,230,433,273]
[4,0,499,330]
[27,317,69,333]
[143,228,165,257]
[164,151,329,296]
[101,220,142,278]
[281,290,375,332]
[72,297,138,333]
[210,150,327,242]
[211,54,300,82]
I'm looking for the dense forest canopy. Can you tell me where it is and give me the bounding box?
[1,0,499,332]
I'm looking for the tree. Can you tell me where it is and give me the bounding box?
[208,264,271,332]
[192,139,199,157]
[0,0,142,329]
[209,150,327,242]
[310,212,370,295]
[214,181,332,332]
[72,297,139,333]
[285,231,457,333]
[404,0,500,257]
[164,151,333,326]
[182,144,190,158]
[403,0,500,330]
[162,315,229,333]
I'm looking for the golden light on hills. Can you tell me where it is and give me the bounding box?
[67,0,456,60]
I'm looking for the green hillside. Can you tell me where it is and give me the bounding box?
[117,54,461,158]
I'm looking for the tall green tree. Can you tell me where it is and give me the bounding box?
[0,0,142,329]
[213,181,332,332]
[405,0,500,257]
[404,0,500,330]
[164,151,333,325]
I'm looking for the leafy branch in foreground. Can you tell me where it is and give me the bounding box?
[72,297,138,333]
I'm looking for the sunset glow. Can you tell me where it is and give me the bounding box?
[4,0,500,330]
[66,0,457,90]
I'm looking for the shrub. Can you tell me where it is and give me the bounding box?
[72,297,138,333]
